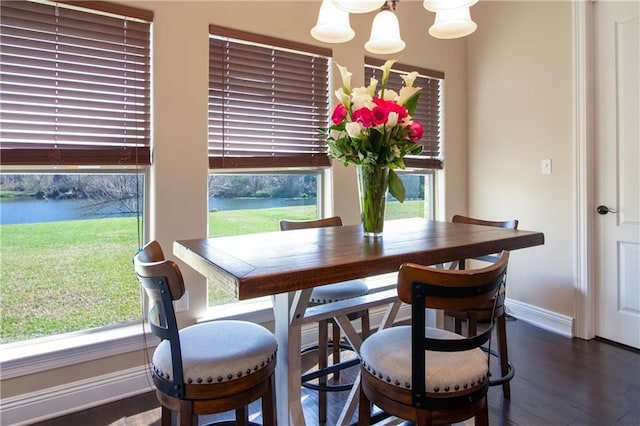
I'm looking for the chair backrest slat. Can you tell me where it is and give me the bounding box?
[279,216,342,231]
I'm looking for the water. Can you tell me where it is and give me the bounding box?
[0,197,317,225]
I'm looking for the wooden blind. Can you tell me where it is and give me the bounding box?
[208,25,331,169]
[365,57,444,170]
[0,0,152,166]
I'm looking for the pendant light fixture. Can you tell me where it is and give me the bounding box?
[311,0,355,43]
[364,1,405,55]
[310,0,480,51]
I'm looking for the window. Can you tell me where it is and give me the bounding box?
[207,27,330,306]
[0,0,152,343]
[365,58,444,221]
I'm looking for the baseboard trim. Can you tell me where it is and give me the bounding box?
[1,366,154,426]
[505,298,574,338]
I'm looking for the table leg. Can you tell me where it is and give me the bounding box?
[273,291,308,425]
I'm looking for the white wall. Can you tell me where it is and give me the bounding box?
[467,0,576,319]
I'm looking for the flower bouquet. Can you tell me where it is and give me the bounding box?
[321,59,424,235]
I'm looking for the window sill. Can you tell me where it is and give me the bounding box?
[0,323,158,380]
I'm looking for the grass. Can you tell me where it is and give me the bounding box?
[1,201,423,343]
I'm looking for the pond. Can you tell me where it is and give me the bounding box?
[0,197,317,225]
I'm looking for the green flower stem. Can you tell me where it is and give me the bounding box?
[357,164,389,237]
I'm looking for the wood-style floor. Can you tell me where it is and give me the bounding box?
[30,318,640,425]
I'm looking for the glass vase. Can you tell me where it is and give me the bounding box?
[356,164,389,237]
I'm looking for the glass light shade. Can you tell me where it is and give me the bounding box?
[311,0,355,43]
[423,0,479,12]
[333,0,386,14]
[429,7,477,39]
[365,9,406,54]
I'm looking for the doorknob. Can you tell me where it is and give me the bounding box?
[596,205,617,215]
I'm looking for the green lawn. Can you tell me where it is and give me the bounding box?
[0,201,423,343]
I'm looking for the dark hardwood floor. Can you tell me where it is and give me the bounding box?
[30,318,639,425]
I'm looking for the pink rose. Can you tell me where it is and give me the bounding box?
[352,107,375,128]
[371,99,408,125]
[408,121,424,141]
[371,103,390,126]
[331,104,347,125]
[389,103,409,121]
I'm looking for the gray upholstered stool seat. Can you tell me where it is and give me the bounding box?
[153,320,277,385]
[360,326,488,394]
[310,279,369,304]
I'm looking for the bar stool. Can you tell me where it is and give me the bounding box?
[133,241,278,425]
[445,214,518,399]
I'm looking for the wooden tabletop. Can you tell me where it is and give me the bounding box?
[173,218,544,300]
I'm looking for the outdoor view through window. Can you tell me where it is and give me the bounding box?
[0,173,144,343]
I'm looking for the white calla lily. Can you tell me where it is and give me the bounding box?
[402,71,419,88]
[335,88,351,107]
[397,86,421,105]
[380,59,397,89]
[366,77,378,97]
[336,63,352,93]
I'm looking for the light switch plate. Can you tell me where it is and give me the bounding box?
[541,159,552,175]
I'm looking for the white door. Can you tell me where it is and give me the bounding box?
[594,0,640,349]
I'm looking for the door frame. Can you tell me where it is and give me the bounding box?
[573,0,595,341]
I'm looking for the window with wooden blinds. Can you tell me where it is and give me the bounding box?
[209,25,332,169]
[365,57,444,170]
[0,0,153,167]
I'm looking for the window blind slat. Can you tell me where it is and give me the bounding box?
[208,29,330,169]
[0,0,152,167]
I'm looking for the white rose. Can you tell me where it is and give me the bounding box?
[346,122,363,138]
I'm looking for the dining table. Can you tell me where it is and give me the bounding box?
[173,218,544,425]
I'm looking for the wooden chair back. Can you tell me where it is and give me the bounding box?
[279,216,342,231]
[397,251,509,408]
[452,215,518,266]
